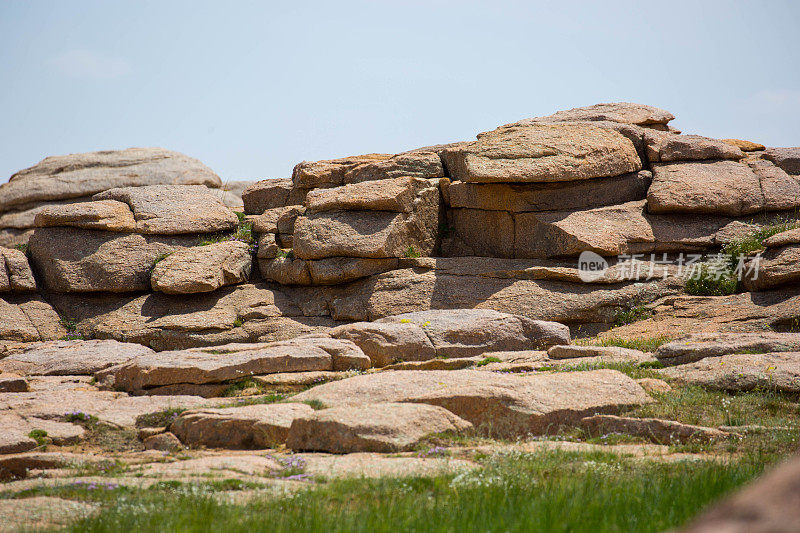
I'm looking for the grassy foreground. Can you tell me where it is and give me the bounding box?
[19,450,766,533]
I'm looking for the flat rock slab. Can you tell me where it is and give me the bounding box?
[0,373,29,392]
[306,176,436,213]
[1,413,86,454]
[299,452,477,479]
[681,452,800,532]
[0,295,65,343]
[654,333,800,366]
[580,415,726,444]
[375,309,570,359]
[763,146,800,175]
[528,102,675,127]
[478,349,657,372]
[151,240,252,294]
[547,345,649,360]
[744,244,800,291]
[93,184,238,234]
[131,454,283,478]
[292,152,443,189]
[242,178,294,215]
[287,402,473,453]
[34,199,138,232]
[644,131,744,163]
[251,371,351,390]
[0,496,97,533]
[170,403,314,449]
[0,147,221,212]
[763,227,800,248]
[0,390,215,428]
[441,123,641,183]
[0,451,98,480]
[99,338,371,392]
[659,352,800,392]
[0,339,154,376]
[292,369,653,437]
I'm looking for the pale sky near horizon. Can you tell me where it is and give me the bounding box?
[1,0,799,184]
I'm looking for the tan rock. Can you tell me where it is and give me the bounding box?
[0,496,97,532]
[648,161,765,216]
[292,152,443,189]
[1,413,86,452]
[300,452,476,479]
[377,309,570,358]
[447,171,650,212]
[0,148,221,212]
[547,345,648,360]
[763,147,800,175]
[525,102,675,128]
[287,402,473,453]
[763,228,800,248]
[0,247,36,291]
[306,257,399,285]
[744,245,800,291]
[635,378,672,394]
[747,159,800,212]
[680,453,800,532]
[33,199,137,231]
[659,352,800,392]
[306,177,438,213]
[170,403,314,449]
[251,371,350,390]
[292,369,653,437]
[241,178,294,215]
[0,228,33,248]
[580,415,726,444]
[331,322,436,367]
[448,209,515,258]
[29,227,197,292]
[655,333,800,366]
[293,187,439,259]
[98,337,370,392]
[143,432,183,452]
[0,451,95,481]
[258,257,312,285]
[0,373,29,392]
[644,131,744,163]
[151,240,252,294]
[0,296,66,343]
[0,339,154,376]
[94,184,238,234]
[251,205,305,234]
[722,138,766,152]
[441,123,641,184]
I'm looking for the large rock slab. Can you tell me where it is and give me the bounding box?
[0,148,221,212]
[763,147,800,175]
[655,333,800,366]
[525,102,675,128]
[375,309,570,358]
[1,413,85,453]
[0,340,154,376]
[29,227,197,292]
[151,241,252,294]
[0,496,97,531]
[644,131,744,163]
[580,415,726,444]
[0,247,36,292]
[648,161,765,215]
[170,403,314,449]
[763,227,800,248]
[747,158,800,212]
[34,199,137,232]
[292,369,653,437]
[331,321,436,367]
[547,345,648,361]
[0,373,29,392]
[98,337,371,392]
[441,123,641,184]
[659,352,800,392]
[680,453,800,533]
[292,152,443,189]
[242,178,294,215]
[447,170,651,212]
[287,402,473,453]
[293,186,439,259]
[306,177,438,213]
[744,244,800,291]
[93,185,238,234]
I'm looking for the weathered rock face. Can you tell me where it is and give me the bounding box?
[644,131,744,163]
[292,152,443,190]
[286,402,473,453]
[242,178,294,215]
[293,184,440,260]
[763,227,800,248]
[292,369,653,437]
[579,415,726,444]
[680,453,800,533]
[0,374,29,393]
[547,345,647,361]
[0,296,66,343]
[0,148,222,212]
[170,403,314,449]
[763,147,800,175]
[522,102,675,128]
[0,248,36,292]
[306,177,437,214]
[441,123,641,184]
[659,352,800,392]
[29,228,198,292]
[0,340,154,376]
[98,337,371,393]
[654,333,800,366]
[330,322,436,367]
[744,244,800,291]
[647,160,800,216]
[92,185,238,235]
[34,200,138,232]
[151,241,252,294]
[721,139,766,152]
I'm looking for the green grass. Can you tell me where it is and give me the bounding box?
[684,263,739,296]
[27,429,49,447]
[536,361,665,380]
[216,392,289,408]
[50,450,766,533]
[302,399,327,410]
[403,245,421,258]
[612,305,653,327]
[475,356,501,367]
[136,408,187,428]
[722,218,800,266]
[196,213,254,247]
[576,335,674,353]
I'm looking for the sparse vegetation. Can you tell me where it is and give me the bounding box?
[27,429,49,447]
[612,304,653,327]
[13,243,28,253]
[404,245,421,258]
[196,212,254,248]
[476,356,502,367]
[684,262,739,296]
[276,248,295,260]
[722,217,800,267]
[302,399,327,410]
[136,408,187,428]
[576,335,674,352]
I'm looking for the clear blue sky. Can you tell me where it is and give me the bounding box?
[2,1,799,183]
